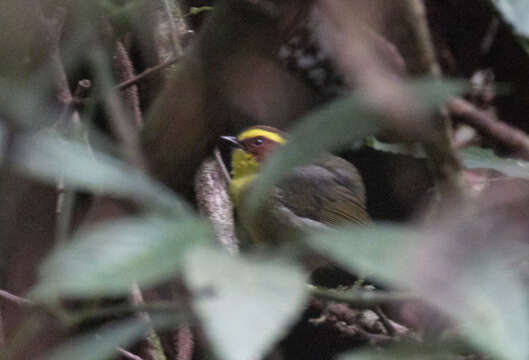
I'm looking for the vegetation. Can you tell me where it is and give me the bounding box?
[0,1,528,360]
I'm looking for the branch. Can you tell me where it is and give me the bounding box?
[309,300,414,343]
[176,327,194,360]
[0,289,34,307]
[129,284,167,360]
[449,98,529,161]
[114,40,143,129]
[55,79,93,246]
[0,288,187,329]
[68,301,188,328]
[401,0,466,200]
[117,347,145,360]
[92,21,146,171]
[114,56,181,92]
[400,0,441,76]
[194,156,238,254]
[307,285,414,306]
[161,0,185,57]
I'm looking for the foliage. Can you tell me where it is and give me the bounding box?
[2,1,529,360]
[493,0,529,37]
[184,247,308,360]
[31,215,212,301]
[5,73,526,360]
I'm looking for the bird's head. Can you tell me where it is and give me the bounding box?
[221,125,286,180]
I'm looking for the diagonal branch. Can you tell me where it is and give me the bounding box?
[114,55,181,92]
[449,98,529,161]
[401,0,466,200]
[0,289,34,308]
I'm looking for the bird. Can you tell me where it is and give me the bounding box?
[221,125,370,246]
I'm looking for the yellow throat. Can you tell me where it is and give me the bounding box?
[228,127,286,207]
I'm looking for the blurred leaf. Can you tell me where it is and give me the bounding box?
[338,346,447,360]
[246,78,466,213]
[31,216,212,301]
[365,136,426,157]
[460,146,529,178]
[0,80,56,128]
[184,246,308,360]
[307,225,420,286]
[492,0,529,37]
[12,130,186,213]
[189,6,214,15]
[306,224,529,360]
[44,314,177,360]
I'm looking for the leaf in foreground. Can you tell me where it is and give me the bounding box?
[44,314,177,360]
[338,345,448,360]
[306,225,529,360]
[12,131,185,213]
[246,78,466,214]
[493,0,529,37]
[31,216,212,301]
[460,146,529,178]
[184,246,308,360]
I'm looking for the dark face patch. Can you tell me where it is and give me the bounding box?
[241,136,280,162]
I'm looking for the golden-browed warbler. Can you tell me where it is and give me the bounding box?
[222,125,370,245]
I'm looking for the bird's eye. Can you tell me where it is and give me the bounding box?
[254,137,264,145]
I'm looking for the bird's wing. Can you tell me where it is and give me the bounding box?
[274,155,370,226]
[238,155,370,245]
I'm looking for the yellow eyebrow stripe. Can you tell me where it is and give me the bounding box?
[237,129,286,143]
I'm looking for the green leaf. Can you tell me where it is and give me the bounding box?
[338,346,446,360]
[307,225,420,286]
[184,246,308,360]
[493,0,529,37]
[31,216,212,300]
[306,225,529,360]
[365,136,426,157]
[189,6,213,15]
[460,146,529,178]
[246,78,466,213]
[44,314,177,360]
[13,131,186,213]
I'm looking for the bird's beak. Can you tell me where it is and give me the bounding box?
[220,135,242,148]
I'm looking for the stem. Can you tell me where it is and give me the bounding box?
[114,55,181,92]
[450,98,529,160]
[307,285,415,306]
[401,0,466,200]
[65,301,188,328]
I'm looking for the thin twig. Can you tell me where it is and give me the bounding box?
[0,290,35,307]
[401,0,466,200]
[310,300,413,343]
[55,80,92,246]
[46,5,71,107]
[307,285,414,306]
[0,308,4,348]
[176,327,194,360]
[374,306,396,336]
[161,0,184,57]
[481,17,500,55]
[44,4,81,248]
[115,40,143,129]
[449,98,529,161]
[401,0,441,76]
[66,301,187,328]
[0,287,185,327]
[90,47,146,171]
[118,346,145,360]
[129,284,167,360]
[114,56,181,92]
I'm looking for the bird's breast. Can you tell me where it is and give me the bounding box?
[229,174,256,208]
